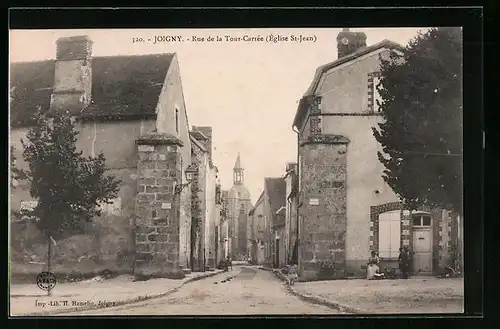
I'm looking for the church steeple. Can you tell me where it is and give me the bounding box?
[233,152,244,185]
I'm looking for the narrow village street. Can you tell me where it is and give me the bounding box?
[62,266,344,315]
[9,26,468,318]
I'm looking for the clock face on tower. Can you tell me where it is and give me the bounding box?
[341,37,349,45]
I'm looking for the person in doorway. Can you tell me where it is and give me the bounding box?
[226,255,233,271]
[367,250,381,280]
[398,246,410,279]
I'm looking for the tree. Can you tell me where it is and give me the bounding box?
[10,146,25,190]
[373,27,463,214]
[19,108,121,238]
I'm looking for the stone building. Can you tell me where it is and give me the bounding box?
[227,153,253,260]
[214,183,223,265]
[188,126,218,270]
[9,35,216,275]
[189,126,217,271]
[291,29,463,280]
[248,177,286,267]
[273,205,287,269]
[248,193,265,265]
[218,190,230,262]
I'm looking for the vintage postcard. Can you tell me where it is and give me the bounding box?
[9,27,464,316]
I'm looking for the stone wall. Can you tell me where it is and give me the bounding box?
[10,119,156,217]
[190,143,206,271]
[298,135,349,281]
[205,166,217,268]
[134,133,184,276]
[289,197,298,264]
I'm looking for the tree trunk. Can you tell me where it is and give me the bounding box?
[47,233,52,296]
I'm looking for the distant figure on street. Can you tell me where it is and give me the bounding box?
[285,264,299,286]
[367,250,383,280]
[226,255,233,271]
[398,247,410,279]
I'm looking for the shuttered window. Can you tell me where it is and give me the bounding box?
[378,210,401,259]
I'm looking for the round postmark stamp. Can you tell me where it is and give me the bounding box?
[36,271,57,292]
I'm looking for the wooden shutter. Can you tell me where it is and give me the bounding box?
[378,217,391,258]
[390,217,401,258]
[378,210,401,259]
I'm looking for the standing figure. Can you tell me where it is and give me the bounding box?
[398,246,410,279]
[226,255,233,271]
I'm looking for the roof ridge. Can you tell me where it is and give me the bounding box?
[93,52,176,59]
[10,53,176,65]
[10,59,55,65]
[316,39,403,73]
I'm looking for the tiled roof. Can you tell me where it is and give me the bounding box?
[264,177,286,217]
[10,53,175,128]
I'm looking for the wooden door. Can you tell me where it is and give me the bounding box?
[412,229,433,273]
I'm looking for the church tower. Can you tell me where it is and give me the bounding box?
[233,153,244,185]
[227,152,253,260]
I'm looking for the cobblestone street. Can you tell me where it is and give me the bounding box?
[63,266,344,315]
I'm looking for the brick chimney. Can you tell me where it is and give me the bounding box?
[336,28,367,58]
[49,35,93,115]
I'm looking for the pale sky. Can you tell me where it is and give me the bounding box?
[9,28,426,204]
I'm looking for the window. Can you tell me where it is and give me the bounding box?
[175,108,179,134]
[412,214,432,227]
[378,210,401,259]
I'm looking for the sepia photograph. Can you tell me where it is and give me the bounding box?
[9,26,464,316]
